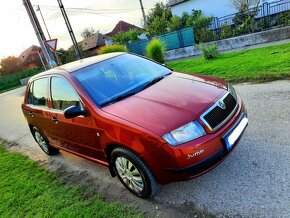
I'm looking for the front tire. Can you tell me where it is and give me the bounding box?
[111,147,158,198]
[32,127,59,156]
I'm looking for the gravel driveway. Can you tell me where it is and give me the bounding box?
[0,80,289,218]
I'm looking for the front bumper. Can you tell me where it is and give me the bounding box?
[166,113,248,177]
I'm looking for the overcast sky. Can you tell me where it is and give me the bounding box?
[0,0,162,59]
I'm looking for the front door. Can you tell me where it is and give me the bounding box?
[48,76,105,161]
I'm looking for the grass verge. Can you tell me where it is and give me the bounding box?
[0,68,41,93]
[0,146,142,217]
[167,42,290,83]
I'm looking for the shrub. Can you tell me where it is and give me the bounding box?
[220,24,234,39]
[145,39,166,63]
[195,27,216,43]
[197,43,219,60]
[98,45,128,55]
[0,68,41,92]
[0,56,23,75]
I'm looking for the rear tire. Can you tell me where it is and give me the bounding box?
[32,127,59,156]
[111,147,158,198]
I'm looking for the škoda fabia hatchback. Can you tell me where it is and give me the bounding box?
[22,53,248,198]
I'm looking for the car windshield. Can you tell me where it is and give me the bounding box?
[72,54,172,107]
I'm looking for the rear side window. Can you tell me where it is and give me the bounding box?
[33,78,48,107]
[51,77,81,111]
[27,82,34,104]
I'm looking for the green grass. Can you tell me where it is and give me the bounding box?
[167,43,290,83]
[0,68,41,93]
[0,146,142,218]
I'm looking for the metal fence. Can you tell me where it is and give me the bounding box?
[127,27,194,55]
[128,0,290,55]
[211,0,290,28]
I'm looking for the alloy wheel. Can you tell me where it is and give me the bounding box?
[115,157,144,193]
[35,132,49,153]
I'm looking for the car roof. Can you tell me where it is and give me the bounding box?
[30,52,125,79]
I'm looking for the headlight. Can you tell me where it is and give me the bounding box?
[228,83,237,100]
[162,121,206,146]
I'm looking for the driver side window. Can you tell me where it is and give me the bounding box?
[50,77,81,111]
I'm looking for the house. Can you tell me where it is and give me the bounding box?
[79,32,110,56]
[106,20,142,37]
[19,45,43,69]
[168,0,279,18]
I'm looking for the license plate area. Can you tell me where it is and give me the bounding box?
[222,114,248,151]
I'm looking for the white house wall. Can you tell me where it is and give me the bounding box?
[170,0,278,18]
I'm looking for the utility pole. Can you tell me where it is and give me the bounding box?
[23,0,57,69]
[57,0,82,60]
[36,5,51,39]
[138,0,147,28]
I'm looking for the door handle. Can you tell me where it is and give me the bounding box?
[51,117,58,123]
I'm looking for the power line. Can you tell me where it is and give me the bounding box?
[22,0,57,69]
[35,5,149,13]
[36,5,51,39]
[57,0,82,60]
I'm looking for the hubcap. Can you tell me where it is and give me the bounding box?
[35,132,49,153]
[115,157,144,193]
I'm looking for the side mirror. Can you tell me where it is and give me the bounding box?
[64,106,86,119]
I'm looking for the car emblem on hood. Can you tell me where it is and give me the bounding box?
[218,100,226,110]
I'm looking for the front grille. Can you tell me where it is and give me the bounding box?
[201,93,237,131]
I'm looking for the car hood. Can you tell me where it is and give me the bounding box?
[102,72,227,136]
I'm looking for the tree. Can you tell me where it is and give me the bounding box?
[111,29,142,45]
[81,27,96,39]
[230,0,260,11]
[0,56,23,75]
[145,2,172,36]
[57,47,88,64]
[169,15,182,31]
[231,0,260,25]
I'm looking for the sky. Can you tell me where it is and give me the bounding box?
[0,0,162,59]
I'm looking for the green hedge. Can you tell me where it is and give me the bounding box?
[0,68,41,93]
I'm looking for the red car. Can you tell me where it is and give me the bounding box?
[22,53,248,198]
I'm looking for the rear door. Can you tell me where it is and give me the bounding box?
[48,76,105,161]
[23,77,54,140]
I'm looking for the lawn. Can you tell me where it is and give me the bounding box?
[167,42,290,83]
[0,146,142,218]
[0,68,41,93]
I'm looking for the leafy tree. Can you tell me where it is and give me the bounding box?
[181,12,190,27]
[169,15,182,31]
[145,2,172,36]
[112,29,142,45]
[0,56,23,75]
[147,16,169,36]
[57,47,88,64]
[231,0,260,25]
[230,0,260,11]
[81,27,96,39]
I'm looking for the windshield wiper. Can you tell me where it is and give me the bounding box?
[100,73,172,107]
[139,73,171,91]
[100,91,138,107]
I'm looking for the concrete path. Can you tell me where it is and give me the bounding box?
[0,81,290,217]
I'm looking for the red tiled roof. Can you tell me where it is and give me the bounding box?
[106,20,142,37]
[19,45,43,65]
[80,33,110,51]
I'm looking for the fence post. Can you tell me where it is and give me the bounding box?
[262,2,269,30]
[212,17,220,40]
[178,29,184,48]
